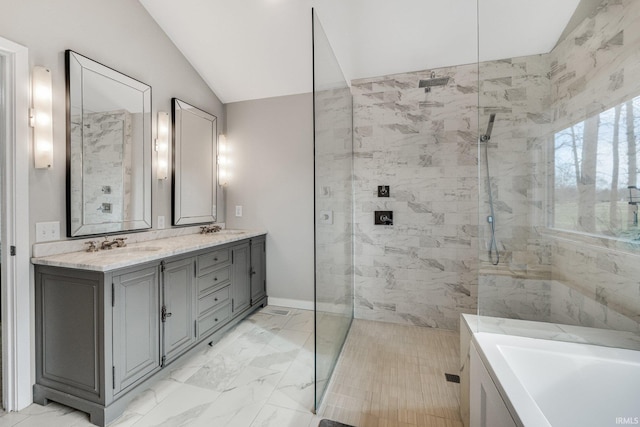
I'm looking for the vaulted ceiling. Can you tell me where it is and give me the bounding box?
[139,0,581,103]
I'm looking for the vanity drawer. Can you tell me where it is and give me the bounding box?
[197,248,230,276]
[198,285,230,315]
[197,266,230,296]
[198,304,231,339]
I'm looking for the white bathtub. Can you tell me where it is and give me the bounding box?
[473,332,640,427]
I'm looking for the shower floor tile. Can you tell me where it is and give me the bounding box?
[316,319,462,427]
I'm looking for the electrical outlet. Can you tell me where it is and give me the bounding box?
[235,205,243,217]
[36,221,60,242]
[157,216,165,229]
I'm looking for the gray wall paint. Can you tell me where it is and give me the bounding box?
[0,0,225,246]
[225,94,314,304]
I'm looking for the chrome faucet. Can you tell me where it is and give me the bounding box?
[101,237,127,250]
[200,224,222,234]
[84,241,99,252]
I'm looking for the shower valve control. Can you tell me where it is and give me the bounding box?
[375,211,393,225]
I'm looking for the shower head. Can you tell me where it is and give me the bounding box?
[418,77,450,88]
[480,114,496,142]
[419,71,450,92]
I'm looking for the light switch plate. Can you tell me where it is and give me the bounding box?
[235,205,243,217]
[36,221,60,242]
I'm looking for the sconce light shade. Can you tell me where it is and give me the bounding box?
[156,112,169,180]
[31,66,53,169]
[218,134,230,186]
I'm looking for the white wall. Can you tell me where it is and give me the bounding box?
[225,94,314,306]
[0,0,225,244]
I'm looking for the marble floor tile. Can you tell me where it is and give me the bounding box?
[283,310,315,333]
[190,399,265,427]
[0,307,462,427]
[128,383,221,427]
[0,402,91,427]
[268,328,313,353]
[186,352,250,392]
[266,359,315,412]
[250,403,314,427]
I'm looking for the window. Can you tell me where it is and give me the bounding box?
[553,96,640,239]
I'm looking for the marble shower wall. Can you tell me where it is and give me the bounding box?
[350,54,578,330]
[348,0,640,334]
[548,0,640,331]
[352,65,479,330]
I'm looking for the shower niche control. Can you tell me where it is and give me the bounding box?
[375,211,393,225]
[378,185,390,197]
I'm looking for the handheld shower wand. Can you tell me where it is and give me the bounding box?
[480,114,495,142]
[481,114,499,265]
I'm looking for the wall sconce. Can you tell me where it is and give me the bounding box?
[156,112,169,180]
[31,66,53,169]
[218,134,230,186]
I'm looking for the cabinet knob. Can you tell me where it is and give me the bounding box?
[214,277,218,281]
[214,318,218,322]
[214,257,218,262]
[214,297,218,302]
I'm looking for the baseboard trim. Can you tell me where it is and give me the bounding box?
[268,297,314,311]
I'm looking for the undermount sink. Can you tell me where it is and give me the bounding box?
[109,246,163,253]
[217,230,245,235]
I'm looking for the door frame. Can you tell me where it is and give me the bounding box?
[0,36,32,411]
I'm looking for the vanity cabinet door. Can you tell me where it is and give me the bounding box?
[250,237,266,305]
[112,266,161,395]
[35,267,104,403]
[162,257,197,364]
[231,243,251,316]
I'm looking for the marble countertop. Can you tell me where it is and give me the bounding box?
[31,230,267,272]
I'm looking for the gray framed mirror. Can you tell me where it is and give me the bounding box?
[172,98,217,226]
[66,50,152,237]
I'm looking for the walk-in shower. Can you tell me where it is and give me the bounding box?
[310,0,640,419]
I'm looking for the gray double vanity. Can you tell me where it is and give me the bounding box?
[32,232,267,426]
[29,50,265,426]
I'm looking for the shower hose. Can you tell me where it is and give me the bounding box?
[484,136,500,266]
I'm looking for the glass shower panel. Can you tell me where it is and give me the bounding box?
[312,9,354,410]
[477,0,640,351]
